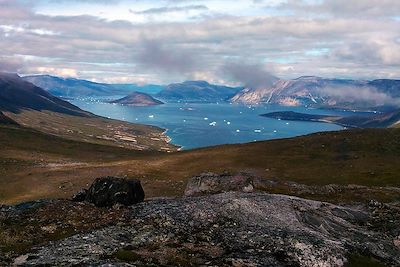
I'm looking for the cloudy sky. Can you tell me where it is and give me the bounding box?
[0,0,399,85]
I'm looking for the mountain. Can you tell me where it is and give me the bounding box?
[0,72,89,116]
[23,75,164,97]
[156,81,241,102]
[110,92,164,106]
[231,76,400,110]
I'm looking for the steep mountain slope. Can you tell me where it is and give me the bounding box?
[110,92,163,106]
[231,76,400,110]
[23,75,164,97]
[156,81,241,102]
[0,73,89,116]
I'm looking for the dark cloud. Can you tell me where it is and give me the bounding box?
[135,40,198,75]
[222,62,278,89]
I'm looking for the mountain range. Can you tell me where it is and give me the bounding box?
[231,76,400,111]
[22,75,400,112]
[156,80,241,102]
[23,75,164,97]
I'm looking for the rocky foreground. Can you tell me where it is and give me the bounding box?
[1,174,399,266]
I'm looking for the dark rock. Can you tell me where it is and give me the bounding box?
[85,177,144,207]
[185,172,254,196]
[72,189,87,202]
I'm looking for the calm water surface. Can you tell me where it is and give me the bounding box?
[70,98,365,150]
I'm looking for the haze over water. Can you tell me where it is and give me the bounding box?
[69,98,365,150]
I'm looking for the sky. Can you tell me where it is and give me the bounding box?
[0,0,399,85]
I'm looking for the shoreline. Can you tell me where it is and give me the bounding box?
[260,111,360,129]
[161,129,183,151]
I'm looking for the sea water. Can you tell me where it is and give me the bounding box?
[69,98,366,150]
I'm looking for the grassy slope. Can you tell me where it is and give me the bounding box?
[4,110,176,152]
[1,125,400,204]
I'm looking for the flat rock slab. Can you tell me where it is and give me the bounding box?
[16,192,400,266]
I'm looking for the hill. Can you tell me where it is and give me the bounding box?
[23,75,164,97]
[231,76,400,111]
[0,73,176,151]
[110,92,163,106]
[0,72,88,116]
[1,125,399,205]
[156,81,241,102]
[262,109,400,128]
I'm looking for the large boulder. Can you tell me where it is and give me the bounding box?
[84,177,145,207]
[185,172,254,196]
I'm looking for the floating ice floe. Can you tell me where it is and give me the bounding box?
[209,121,217,126]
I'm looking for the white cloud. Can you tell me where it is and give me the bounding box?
[0,0,399,84]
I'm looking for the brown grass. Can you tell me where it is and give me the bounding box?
[1,125,400,205]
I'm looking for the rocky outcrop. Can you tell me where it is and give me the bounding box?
[83,177,145,207]
[14,192,400,266]
[185,172,255,196]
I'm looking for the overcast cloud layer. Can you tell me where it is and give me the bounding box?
[0,0,399,85]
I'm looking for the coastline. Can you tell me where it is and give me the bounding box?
[161,129,183,151]
[260,111,359,129]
